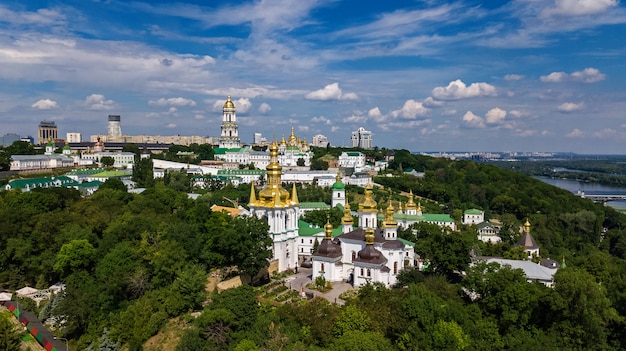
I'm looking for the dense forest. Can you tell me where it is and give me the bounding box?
[1,150,626,350]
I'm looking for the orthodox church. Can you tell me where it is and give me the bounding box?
[248,141,300,272]
[311,183,415,288]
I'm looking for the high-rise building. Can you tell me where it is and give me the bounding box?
[253,132,268,145]
[38,120,58,145]
[107,115,122,137]
[351,127,373,149]
[219,96,241,149]
[311,134,329,147]
[66,132,82,143]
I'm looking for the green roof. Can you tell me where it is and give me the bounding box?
[332,181,345,190]
[74,180,104,188]
[464,209,483,215]
[398,238,415,247]
[346,152,362,156]
[387,213,455,223]
[299,202,331,209]
[213,148,227,154]
[7,176,77,190]
[298,219,342,237]
[90,170,131,178]
[66,168,106,175]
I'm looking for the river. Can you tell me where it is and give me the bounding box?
[536,177,626,210]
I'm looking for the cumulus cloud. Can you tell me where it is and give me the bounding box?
[368,107,382,120]
[558,102,584,112]
[541,68,605,83]
[343,114,367,124]
[431,79,497,100]
[462,111,485,128]
[84,94,115,110]
[298,125,309,132]
[542,0,618,17]
[148,97,196,106]
[311,116,331,125]
[567,128,584,137]
[165,123,176,128]
[258,102,271,114]
[485,107,507,124]
[32,99,58,110]
[390,99,429,119]
[509,110,524,118]
[423,96,444,107]
[305,83,359,101]
[504,74,524,81]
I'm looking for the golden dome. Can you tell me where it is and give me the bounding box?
[383,200,397,228]
[223,95,235,109]
[257,141,290,207]
[324,217,333,239]
[524,218,531,233]
[405,190,417,211]
[342,199,354,225]
[288,126,297,145]
[365,227,375,245]
[359,183,377,212]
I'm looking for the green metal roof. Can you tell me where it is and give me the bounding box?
[217,169,265,175]
[90,170,131,178]
[299,202,331,209]
[213,148,227,154]
[332,181,345,190]
[74,180,104,188]
[387,212,455,223]
[464,209,483,215]
[65,168,106,175]
[298,219,342,237]
[7,176,77,190]
[346,152,362,156]
[398,238,415,247]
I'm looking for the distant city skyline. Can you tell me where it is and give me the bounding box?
[1,1,626,153]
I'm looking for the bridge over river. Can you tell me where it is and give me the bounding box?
[576,191,626,203]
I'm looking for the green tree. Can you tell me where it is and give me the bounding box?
[310,158,329,170]
[0,313,22,351]
[122,143,141,156]
[5,140,36,155]
[98,178,127,192]
[415,230,474,276]
[132,157,154,187]
[297,158,305,167]
[551,267,619,348]
[0,149,10,171]
[334,305,370,337]
[101,156,115,167]
[330,330,395,351]
[432,320,470,351]
[54,239,97,276]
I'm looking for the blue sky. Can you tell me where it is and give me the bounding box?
[1,0,625,153]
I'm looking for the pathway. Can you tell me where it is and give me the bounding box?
[284,267,354,305]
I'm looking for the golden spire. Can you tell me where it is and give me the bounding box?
[405,190,417,211]
[358,183,377,212]
[342,199,353,225]
[249,182,257,206]
[324,215,333,239]
[281,134,286,145]
[288,126,297,145]
[336,169,341,182]
[417,200,422,213]
[291,182,299,205]
[524,218,531,233]
[257,141,290,207]
[365,227,375,245]
[383,200,397,228]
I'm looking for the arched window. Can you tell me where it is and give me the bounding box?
[367,269,371,277]
[394,262,398,274]
[360,268,364,276]
[321,263,325,272]
[351,251,356,261]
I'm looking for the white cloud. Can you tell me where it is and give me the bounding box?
[571,68,606,83]
[31,98,58,110]
[504,74,524,81]
[540,72,567,82]
[541,68,605,83]
[343,114,367,124]
[84,94,115,110]
[305,83,359,101]
[331,126,340,132]
[390,99,429,119]
[311,116,331,125]
[235,98,252,113]
[485,107,507,124]
[368,107,382,120]
[258,102,271,114]
[462,111,485,128]
[509,110,524,118]
[566,128,584,137]
[148,97,196,106]
[558,102,584,112]
[298,125,309,132]
[166,123,176,128]
[194,113,205,120]
[423,96,444,107]
[432,79,497,100]
[542,0,618,17]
